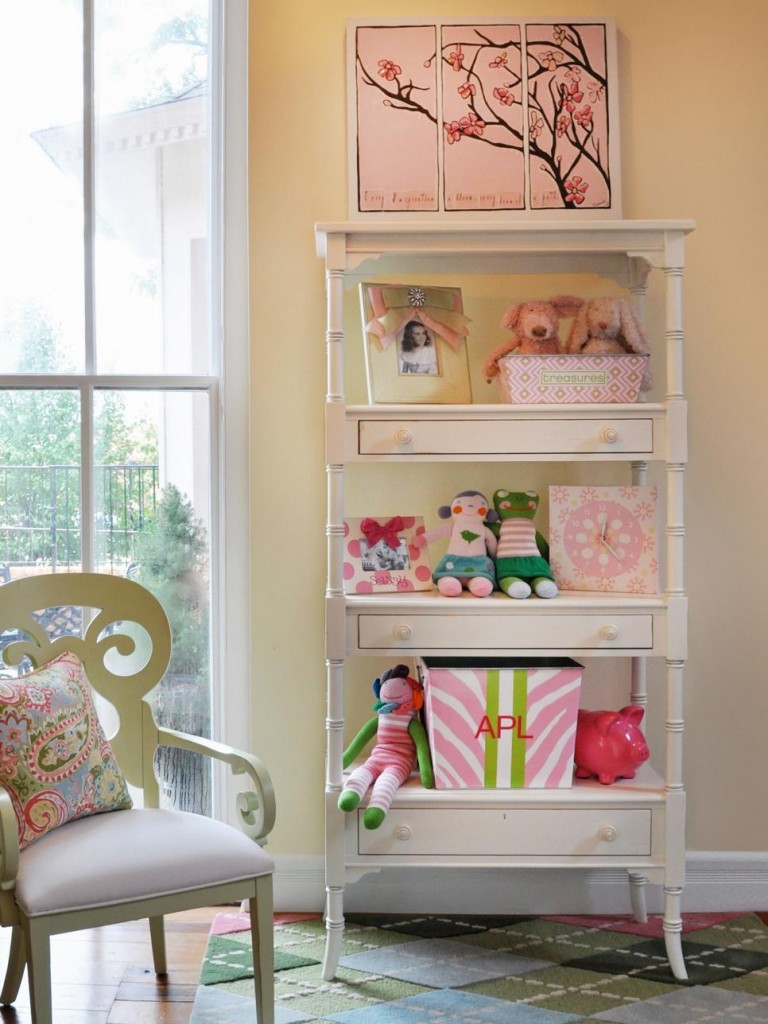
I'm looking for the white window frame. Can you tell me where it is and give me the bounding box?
[214,0,252,813]
[0,0,252,823]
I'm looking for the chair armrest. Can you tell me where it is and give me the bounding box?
[156,727,276,844]
[0,791,19,890]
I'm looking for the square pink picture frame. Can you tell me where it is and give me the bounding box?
[343,517,433,594]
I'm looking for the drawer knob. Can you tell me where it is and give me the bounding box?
[394,825,412,841]
[599,624,619,642]
[395,427,413,445]
[394,624,412,641]
[598,825,618,843]
[600,426,620,444]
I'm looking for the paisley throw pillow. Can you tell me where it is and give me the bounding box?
[0,650,132,848]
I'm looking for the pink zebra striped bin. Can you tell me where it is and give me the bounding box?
[417,657,583,789]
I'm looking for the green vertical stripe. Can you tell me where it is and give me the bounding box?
[510,669,528,788]
[484,669,499,788]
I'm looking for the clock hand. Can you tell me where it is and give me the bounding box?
[600,535,622,559]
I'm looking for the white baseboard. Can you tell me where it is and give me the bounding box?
[274,852,768,915]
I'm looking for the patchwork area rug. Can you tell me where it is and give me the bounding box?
[190,909,768,1023]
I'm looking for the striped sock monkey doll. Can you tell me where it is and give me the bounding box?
[338,664,434,829]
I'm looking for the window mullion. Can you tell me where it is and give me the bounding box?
[80,384,95,573]
[83,0,96,376]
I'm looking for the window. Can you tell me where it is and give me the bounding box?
[0,1,250,816]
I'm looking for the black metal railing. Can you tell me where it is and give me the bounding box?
[0,464,159,571]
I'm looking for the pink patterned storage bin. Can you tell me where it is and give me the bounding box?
[418,657,582,789]
[497,353,648,404]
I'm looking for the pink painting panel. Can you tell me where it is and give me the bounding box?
[526,23,612,209]
[355,25,439,213]
[441,24,525,211]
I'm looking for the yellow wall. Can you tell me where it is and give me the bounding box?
[249,1,768,859]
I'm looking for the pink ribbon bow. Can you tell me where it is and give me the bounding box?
[360,516,404,550]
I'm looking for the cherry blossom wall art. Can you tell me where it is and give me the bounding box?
[348,17,620,218]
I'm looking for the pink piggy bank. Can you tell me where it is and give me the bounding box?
[573,705,649,785]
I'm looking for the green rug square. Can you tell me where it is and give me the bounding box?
[462,962,680,1017]
[459,917,650,964]
[200,934,318,984]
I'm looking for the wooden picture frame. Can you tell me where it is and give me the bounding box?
[360,282,472,403]
[343,516,433,594]
[348,17,620,219]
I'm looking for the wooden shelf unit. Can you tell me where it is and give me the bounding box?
[317,219,694,981]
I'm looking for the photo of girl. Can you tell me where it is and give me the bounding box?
[398,320,438,375]
[360,281,472,403]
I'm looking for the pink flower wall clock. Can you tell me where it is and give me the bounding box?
[348,17,621,219]
[548,485,660,594]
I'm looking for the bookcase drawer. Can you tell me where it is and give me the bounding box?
[357,417,654,457]
[355,613,654,652]
[357,807,652,857]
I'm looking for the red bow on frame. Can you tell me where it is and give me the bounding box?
[360,516,404,550]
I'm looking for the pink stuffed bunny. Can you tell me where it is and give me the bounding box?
[483,295,583,381]
[565,296,653,392]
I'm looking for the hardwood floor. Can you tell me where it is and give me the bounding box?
[0,905,221,1024]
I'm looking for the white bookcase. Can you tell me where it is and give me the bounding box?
[316,220,694,981]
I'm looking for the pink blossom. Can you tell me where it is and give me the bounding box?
[460,111,485,137]
[553,25,567,45]
[564,175,589,204]
[565,65,583,82]
[377,59,401,81]
[556,112,570,137]
[540,49,563,71]
[493,86,514,106]
[560,81,583,112]
[444,120,462,144]
[587,79,605,102]
[529,110,544,139]
[574,104,593,128]
[489,51,508,68]
[448,46,463,71]
[458,81,476,99]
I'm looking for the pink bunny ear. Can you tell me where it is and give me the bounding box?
[500,303,523,330]
[565,303,590,353]
[618,300,649,355]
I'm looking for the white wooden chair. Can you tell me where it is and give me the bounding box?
[0,572,276,1024]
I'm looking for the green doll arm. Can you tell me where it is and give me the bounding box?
[342,716,378,768]
[536,529,550,562]
[408,718,434,789]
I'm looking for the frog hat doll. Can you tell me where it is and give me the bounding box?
[491,489,558,599]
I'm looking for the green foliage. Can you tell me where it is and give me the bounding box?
[0,305,79,466]
[153,14,208,51]
[135,483,211,814]
[0,303,159,470]
[134,484,208,678]
[95,393,159,466]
